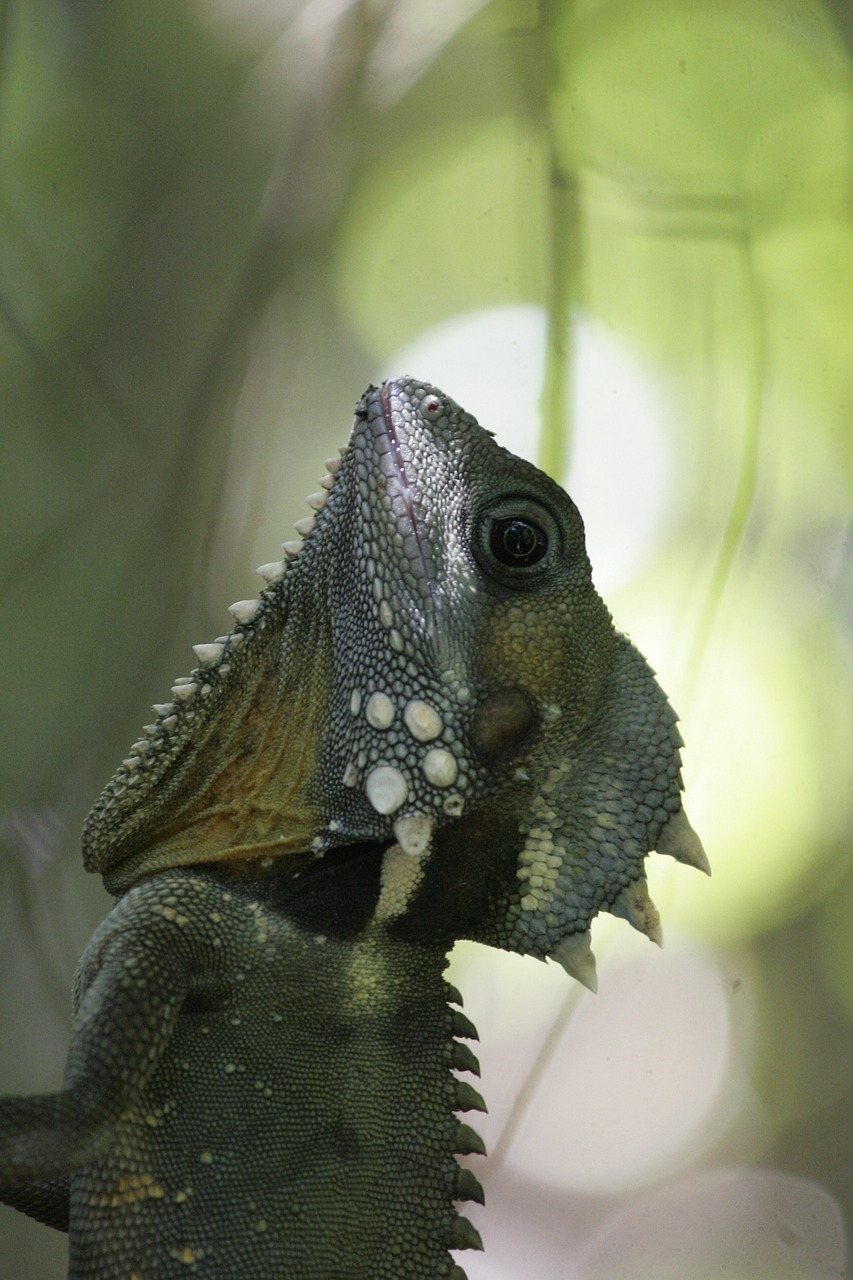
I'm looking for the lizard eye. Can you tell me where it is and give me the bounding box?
[490,517,548,567]
[475,496,557,582]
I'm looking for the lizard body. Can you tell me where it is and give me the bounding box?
[0,378,706,1277]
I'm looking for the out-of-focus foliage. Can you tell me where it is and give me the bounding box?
[0,1,850,1276]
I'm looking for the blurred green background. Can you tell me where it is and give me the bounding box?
[0,1,850,1276]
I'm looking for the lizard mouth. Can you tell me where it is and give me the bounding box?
[378,381,444,641]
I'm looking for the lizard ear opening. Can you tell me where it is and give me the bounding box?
[470,688,536,761]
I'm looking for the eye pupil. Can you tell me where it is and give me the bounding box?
[503,521,536,557]
[490,517,548,567]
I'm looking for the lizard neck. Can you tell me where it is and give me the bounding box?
[182,864,485,1276]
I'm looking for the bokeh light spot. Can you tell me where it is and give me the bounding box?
[577,1167,847,1280]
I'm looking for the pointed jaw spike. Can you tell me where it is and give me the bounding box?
[656,808,711,875]
[550,931,598,993]
[611,877,663,947]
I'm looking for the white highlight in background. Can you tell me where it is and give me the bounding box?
[492,943,732,1195]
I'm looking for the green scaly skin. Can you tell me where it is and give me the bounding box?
[0,378,707,1277]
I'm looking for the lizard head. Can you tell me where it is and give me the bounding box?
[84,376,706,985]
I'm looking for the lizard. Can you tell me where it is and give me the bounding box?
[0,376,708,1278]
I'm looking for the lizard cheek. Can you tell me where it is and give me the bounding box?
[470,689,536,761]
